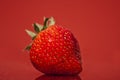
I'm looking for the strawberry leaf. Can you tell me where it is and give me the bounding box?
[42,18,49,30]
[43,16,46,21]
[49,17,55,26]
[25,29,36,39]
[25,43,32,50]
[33,23,43,33]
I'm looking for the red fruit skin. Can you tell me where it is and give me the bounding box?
[30,25,82,75]
[35,75,81,80]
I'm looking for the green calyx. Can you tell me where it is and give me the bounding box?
[25,17,55,51]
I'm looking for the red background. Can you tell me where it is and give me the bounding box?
[0,0,120,80]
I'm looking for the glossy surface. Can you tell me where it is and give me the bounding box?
[30,25,82,75]
[0,0,120,80]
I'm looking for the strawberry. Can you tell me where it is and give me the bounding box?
[25,17,82,75]
[36,75,81,80]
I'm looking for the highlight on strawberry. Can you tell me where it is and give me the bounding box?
[25,17,82,75]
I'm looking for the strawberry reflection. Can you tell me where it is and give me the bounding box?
[35,75,81,80]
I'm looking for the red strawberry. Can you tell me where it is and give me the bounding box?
[35,75,81,80]
[25,17,82,75]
